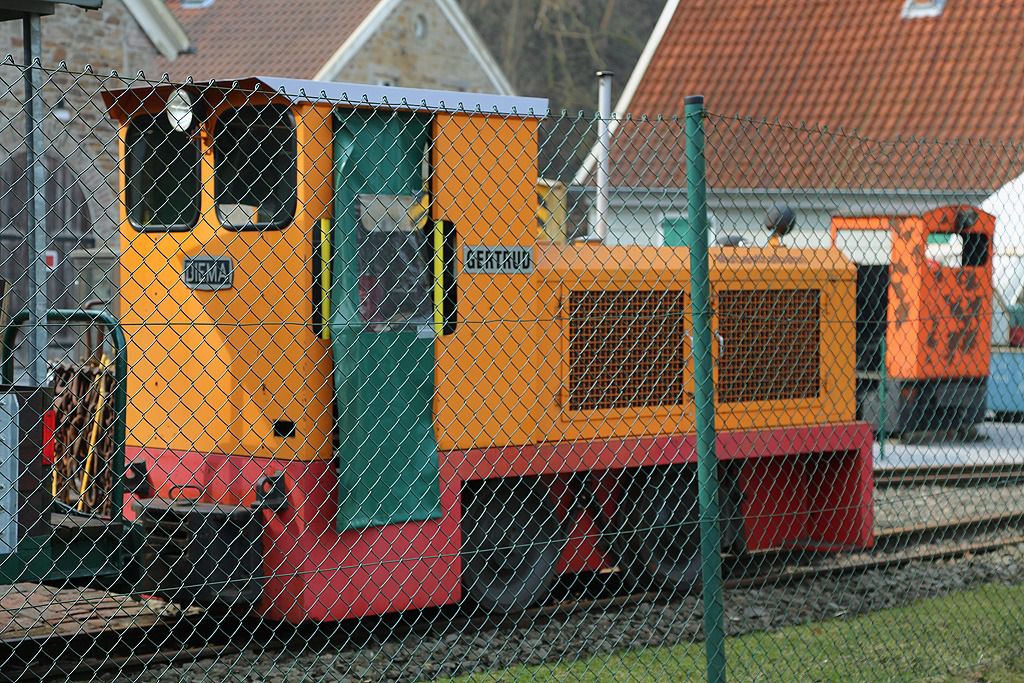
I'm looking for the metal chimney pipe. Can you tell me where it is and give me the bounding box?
[594,70,613,243]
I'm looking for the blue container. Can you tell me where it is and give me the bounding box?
[988,347,1024,415]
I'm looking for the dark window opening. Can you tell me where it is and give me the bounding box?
[214,105,297,230]
[963,233,989,267]
[126,114,200,231]
[319,134,455,338]
[925,232,989,268]
[352,197,457,337]
[272,420,296,438]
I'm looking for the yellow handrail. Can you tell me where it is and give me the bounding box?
[76,354,110,513]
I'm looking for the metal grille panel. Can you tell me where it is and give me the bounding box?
[567,290,690,410]
[718,289,821,403]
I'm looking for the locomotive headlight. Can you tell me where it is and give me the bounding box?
[166,88,194,133]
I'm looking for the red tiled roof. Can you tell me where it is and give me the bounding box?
[154,0,381,81]
[611,0,1024,191]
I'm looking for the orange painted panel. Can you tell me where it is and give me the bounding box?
[536,243,696,443]
[431,113,553,450]
[711,246,858,429]
[120,102,336,462]
[430,228,857,459]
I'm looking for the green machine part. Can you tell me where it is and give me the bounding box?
[1,309,130,584]
[330,109,442,531]
[662,215,690,248]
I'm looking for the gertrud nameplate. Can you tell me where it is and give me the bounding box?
[462,246,533,274]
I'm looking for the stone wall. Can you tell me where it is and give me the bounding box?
[341,0,498,93]
[0,2,163,308]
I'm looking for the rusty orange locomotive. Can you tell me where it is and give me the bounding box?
[831,207,994,435]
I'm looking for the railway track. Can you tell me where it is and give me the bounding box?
[874,462,1024,488]
[8,508,1023,683]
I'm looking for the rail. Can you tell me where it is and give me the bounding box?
[8,512,1021,683]
[875,463,1024,488]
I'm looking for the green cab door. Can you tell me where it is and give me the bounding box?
[330,109,441,531]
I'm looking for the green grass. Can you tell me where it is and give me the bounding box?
[448,583,1024,682]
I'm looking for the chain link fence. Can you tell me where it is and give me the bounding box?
[0,60,1021,682]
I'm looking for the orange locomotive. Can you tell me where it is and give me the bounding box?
[102,78,873,622]
[831,207,994,435]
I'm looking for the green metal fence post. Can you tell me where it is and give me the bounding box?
[685,94,727,683]
[879,337,887,462]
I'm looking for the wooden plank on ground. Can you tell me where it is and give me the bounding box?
[0,583,180,641]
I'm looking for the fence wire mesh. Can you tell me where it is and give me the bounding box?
[0,59,1021,683]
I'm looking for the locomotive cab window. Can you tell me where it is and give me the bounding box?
[126,114,201,230]
[926,232,989,268]
[214,105,297,230]
[356,194,433,335]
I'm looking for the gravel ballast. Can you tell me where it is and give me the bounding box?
[114,537,1024,682]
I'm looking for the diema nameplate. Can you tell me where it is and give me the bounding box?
[182,256,234,291]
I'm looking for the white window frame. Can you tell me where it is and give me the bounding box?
[374,75,400,88]
[902,0,947,19]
